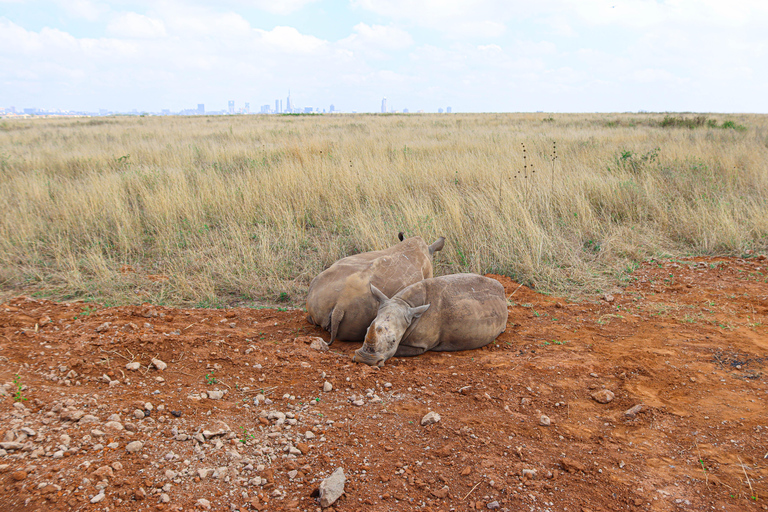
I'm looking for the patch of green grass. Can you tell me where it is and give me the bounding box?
[13,374,27,402]
[205,370,217,385]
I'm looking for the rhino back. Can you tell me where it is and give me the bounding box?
[306,236,433,340]
[399,274,508,352]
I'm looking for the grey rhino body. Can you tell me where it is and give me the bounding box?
[306,235,445,344]
[353,273,509,366]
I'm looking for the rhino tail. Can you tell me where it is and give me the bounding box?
[429,236,446,256]
[328,306,345,346]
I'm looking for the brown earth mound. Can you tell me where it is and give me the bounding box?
[1,257,767,512]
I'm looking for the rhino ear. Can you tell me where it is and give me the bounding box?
[429,237,445,255]
[408,304,430,322]
[370,284,390,304]
[398,232,405,241]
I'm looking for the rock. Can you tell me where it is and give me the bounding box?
[431,485,450,499]
[104,421,124,431]
[591,389,615,404]
[296,442,310,454]
[11,470,27,481]
[90,491,105,504]
[92,466,114,480]
[95,322,111,333]
[126,441,144,453]
[61,409,85,422]
[539,415,551,426]
[624,404,644,418]
[522,468,537,479]
[487,501,500,509]
[151,358,167,371]
[160,493,170,503]
[323,381,333,392]
[20,427,36,436]
[0,442,24,451]
[126,362,141,371]
[421,411,441,426]
[305,431,316,439]
[207,390,225,400]
[134,409,145,419]
[319,467,346,508]
[196,498,211,510]
[309,338,329,352]
[351,399,364,407]
[79,414,99,424]
[560,457,587,474]
[603,294,615,303]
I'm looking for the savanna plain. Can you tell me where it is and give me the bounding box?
[0,113,767,512]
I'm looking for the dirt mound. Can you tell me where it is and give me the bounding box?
[1,257,767,511]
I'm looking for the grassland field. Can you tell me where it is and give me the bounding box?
[1,112,766,307]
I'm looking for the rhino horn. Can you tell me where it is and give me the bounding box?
[429,237,446,256]
[370,284,390,304]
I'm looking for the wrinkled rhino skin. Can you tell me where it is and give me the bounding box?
[306,235,445,344]
[354,273,508,365]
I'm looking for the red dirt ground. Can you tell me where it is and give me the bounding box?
[1,256,767,512]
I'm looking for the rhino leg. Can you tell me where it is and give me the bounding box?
[328,306,345,346]
[393,344,428,357]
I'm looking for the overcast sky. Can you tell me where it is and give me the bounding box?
[1,0,767,113]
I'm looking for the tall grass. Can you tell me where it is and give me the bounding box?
[1,113,766,306]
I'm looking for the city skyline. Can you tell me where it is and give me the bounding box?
[2,1,767,113]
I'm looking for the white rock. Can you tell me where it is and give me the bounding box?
[104,421,124,431]
[151,358,167,371]
[309,338,329,352]
[90,491,105,504]
[323,381,333,392]
[421,411,441,426]
[305,431,316,439]
[125,362,141,371]
[196,498,211,510]
[134,410,145,419]
[126,441,143,453]
[539,415,551,426]
[319,467,346,508]
[207,390,225,400]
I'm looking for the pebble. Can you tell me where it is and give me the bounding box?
[11,470,27,481]
[305,431,316,439]
[196,498,212,510]
[539,415,551,426]
[151,358,167,371]
[126,441,144,453]
[624,404,644,418]
[160,493,170,503]
[522,468,537,479]
[352,399,364,407]
[90,491,105,504]
[323,381,333,392]
[104,421,124,431]
[207,390,225,400]
[95,322,111,333]
[309,338,329,352]
[487,501,500,510]
[134,410,145,419]
[591,389,615,404]
[126,362,141,371]
[421,411,441,426]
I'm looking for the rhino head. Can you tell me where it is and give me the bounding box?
[352,285,430,367]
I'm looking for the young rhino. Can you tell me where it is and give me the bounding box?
[353,273,508,366]
[306,233,445,344]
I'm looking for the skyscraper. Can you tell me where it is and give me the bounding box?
[275,99,280,113]
[381,97,387,113]
[447,106,452,113]
[228,100,235,114]
[197,104,204,115]
[286,91,292,113]
[244,102,250,114]
[330,104,335,113]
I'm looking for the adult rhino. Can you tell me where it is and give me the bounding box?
[306,233,445,344]
[352,273,508,366]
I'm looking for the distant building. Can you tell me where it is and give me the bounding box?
[330,104,335,113]
[447,107,452,113]
[260,104,270,114]
[23,108,36,115]
[304,107,313,114]
[197,104,205,115]
[381,97,387,113]
[275,99,280,113]
[244,102,250,114]
[99,109,108,116]
[286,91,292,113]
[162,109,170,115]
[403,108,409,113]
[438,108,444,113]
[228,100,235,114]
[9,107,15,114]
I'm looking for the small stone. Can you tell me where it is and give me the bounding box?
[126,362,141,371]
[90,491,105,504]
[196,498,211,510]
[309,338,329,352]
[151,358,167,371]
[624,404,644,418]
[92,466,114,480]
[603,294,615,303]
[207,390,225,400]
[522,468,537,479]
[421,411,441,426]
[591,389,615,404]
[104,421,124,431]
[323,381,333,392]
[431,485,449,499]
[95,322,111,333]
[304,431,316,439]
[126,441,144,453]
[351,399,364,407]
[11,470,27,481]
[487,501,500,510]
[539,415,551,426]
[319,467,346,508]
[0,442,24,451]
[160,493,170,503]
[134,409,145,419]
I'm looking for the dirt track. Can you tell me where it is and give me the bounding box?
[1,257,767,512]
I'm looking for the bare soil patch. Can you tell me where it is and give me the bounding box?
[1,257,767,511]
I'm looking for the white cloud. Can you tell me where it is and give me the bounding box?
[107,13,167,39]
[240,0,320,15]
[345,23,413,50]
[257,25,326,53]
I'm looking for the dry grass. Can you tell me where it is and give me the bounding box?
[1,113,767,307]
